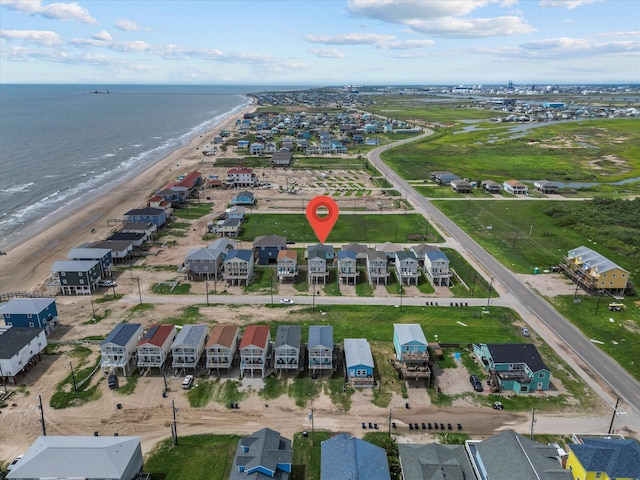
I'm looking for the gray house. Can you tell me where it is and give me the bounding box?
[230,428,292,480]
[67,247,113,278]
[273,325,302,372]
[366,250,389,285]
[399,443,475,480]
[223,249,255,286]
[424,248,451,287]
[395,251,420,286]
[321,434,390,480]
[337,250,359,285]
[171,324,209,373]
[49,260,101,295]
[307,244,333,285]
[308,325,333,375]
[184,247,224,280]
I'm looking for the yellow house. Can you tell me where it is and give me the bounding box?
[565,437,640,480]
[564,246,630,294]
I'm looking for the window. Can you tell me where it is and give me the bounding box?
[29,322,35,327]
[27,314,32,318]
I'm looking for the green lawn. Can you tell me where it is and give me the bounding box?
[291,431,332,480]
[238,213,443,243]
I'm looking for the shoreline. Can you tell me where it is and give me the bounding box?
[0,98,256,293]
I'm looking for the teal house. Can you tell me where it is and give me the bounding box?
[473,343,551,393]
[393,324,427,361]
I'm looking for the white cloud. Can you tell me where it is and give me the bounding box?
[92,30,112,42]
[0,0,97,24]
[539,0,604,9]
[384,39,434,49]
[0,29,62,46]
[115,18,148,32]
[304,32,395,45]
[309,48,345,58]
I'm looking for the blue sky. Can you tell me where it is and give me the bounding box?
[1,0,638,85]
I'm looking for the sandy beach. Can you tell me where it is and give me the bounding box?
[0,101,256,294]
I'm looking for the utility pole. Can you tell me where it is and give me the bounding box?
[487,277,494,309]
[0,362,7,393]
[608,397,620,434]
[270,271,274,307]
[595,290,604,314]
[312,278,316,312]
[512,228,519,248]
[308,396,315,446]
[172,399,178,445]
[69,361,77,392]
[38,394,47,436]
[530,409,536,440]
[205,276,209,306]
[90,299,95,321]
[136,277,142,305]
[388,408,392,437]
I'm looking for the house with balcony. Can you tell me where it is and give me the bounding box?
[240,325,271,378]
[0,297,58,335]
[341,243,369,265]
[184,247,225,281]
[87,240,133,264]
[481,180,502,194]
[136,324,177,370]
[270,150,293,167]
[206,324,239,373]
[171,324,208,373]
[308,252,330,285]
[344,338,374,387]
[451,178,473,193]
[253,235,287,265]
[534,180,559,194]
[217,217,242,237]
[231,190,256,206]
[473,343,551,393]
[49,260,101,296]
[423,248,451,287]
[67,247,113,279]
[308,325,333,375]
[366,250,389,285]
[562,246,630,295]
[123,207,167,228]
[393,324,430,383]
[273,325,301,372]
[337,250,359,285]
[230,428,292,480]
[395,251,420,286]
[276,250,298,283]
[503,180,528,195]
[100,323,143,377]
[223,249,254,286]
[0,327,47,386]
[226,166,258,188]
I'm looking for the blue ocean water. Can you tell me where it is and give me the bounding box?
[0,84,272,249]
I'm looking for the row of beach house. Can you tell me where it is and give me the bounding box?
[430,171,560,195]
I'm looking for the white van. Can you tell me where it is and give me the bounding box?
[182,375,194,389]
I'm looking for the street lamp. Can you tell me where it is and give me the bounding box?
[487,277,493,309]
[399,284,403,311]
[308,395,315,446]
[595,289,605,314]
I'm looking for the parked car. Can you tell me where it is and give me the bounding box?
[98,280,116,287]
[7,455,23,472]
[470,374,483,392]
[522,327,530,337]
[280,298,294,305]
[108,373,119,390]
[182,375,194,390]
[608,302,626,312]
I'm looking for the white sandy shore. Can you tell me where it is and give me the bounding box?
[0,100,256,293]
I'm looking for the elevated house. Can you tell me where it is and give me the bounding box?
[240,325,271,378]
[0,297,58,335]
[307,247,331,285]
[250,142,264,156]
[343,338,374,387]
[473,343,551,393]
[6,436,145,480]
[100,323,143,377]
[423,248,452,287]
[399,443,475,480]
[341,243,369,265]
[534,180,559,194]
[226,206,246,220]
[106,232,146,249]
[451,178,472,193]
[136,324,177,370]
[321,434,390,480]
[308,325,333,375]
[395,250,420,286]
[481,180,502,193]
[375,242,401,261]
[566,437,640,480]
[217,217,242,237]
[276,249,298,283]
[226,167,258,188]
[223,249,254,286]
[148,195,174,216]
[123,207,167,228]
[465,430,571,480]
[231,190,256,206]
[503,180,528,195]
[0,327,47,386]
[253,235,287,265]
[337,250,359,285]
[87,240,133,263]
[120,221,157,242]
[270,150,293,167]
[184,247,225,281]
[273,325,302,372]
[171,324,208,373]
[155,187,186,207]
[49,260,101,295]
[366,250,389,285]
[67,247,113,278]
[393,324,430,384]
[432,171,460,185]
[229,428,292,480]
[562,246,630,295]
[205,324,239,373]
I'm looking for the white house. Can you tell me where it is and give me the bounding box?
[136,324,177,370]
[206,324,239,373]
[100,323,143,377]
[240,325,271,378]
[0,327,47,385]
[273,325,301,372]
[424,248,452,287]
[395,251,420,286]
[171,324,209,373]
[308,325,333,374]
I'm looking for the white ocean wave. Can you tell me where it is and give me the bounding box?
[0,182,34,193]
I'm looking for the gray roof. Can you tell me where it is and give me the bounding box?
[124,207,164,216]
[67,247,111,260]
[185,247,221,262]
[208,238,237,251]
[101,324,142,348]
[568,246,629,274]
[308,325,333,349]
[0,297,55,316]
[396,250,417,261]
[50,259,99,273]
[366,250,387,262]
[7,435,142,479]
[471,430,572,480]
[224,249,253,262]
[172,324,208,349]
[344,338,374,369]
[230,428,292,480]
[321,433,390,480]
[411,244,439,257]
[341,243,369,254]
[569,438,640,478]
[399,443,474,480]
[222,217,241,227]
[307,243,334,259]
[0,327,45,359]
[485,343,549,372]
[274,325,301,349]
[394,324,427,347]
[254,235,287,247]
[88,240,133,252]
[425,249,449,262]
[337,250,357,260]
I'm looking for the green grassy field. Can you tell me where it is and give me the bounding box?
[238,213,443,243]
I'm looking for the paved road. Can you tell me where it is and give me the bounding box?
[366,131,640,415]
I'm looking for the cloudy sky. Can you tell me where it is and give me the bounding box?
[1,0,638,85]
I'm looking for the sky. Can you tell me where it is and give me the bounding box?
[1,0,639,86]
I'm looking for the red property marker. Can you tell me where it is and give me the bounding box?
[306,196,339,243]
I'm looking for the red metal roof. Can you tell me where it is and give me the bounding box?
[206,325,239,349]
[137,324,175,347]
[240,325,270,349]
[277,250,296,260]
[177,171,201,189]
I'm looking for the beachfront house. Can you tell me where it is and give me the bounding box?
[503,180,528,195]
[366,250,389,285]
[321,434,390,480]
[253,235,287,265]
[136,324,177,370]
[205,324,239,374]
[123,207,167,228]
[273,325,301,372]
[0,327,47,386]
[100,323,143,377]
[240,324,271,378]
[67,247,113,279]
[171,324,209,373]
[49,260,101,295]
[120,221,157,242]
[308,325,333,374]
[424,248,452,287]
[87,240,133,263]
[343,338,374,387]
[395,251,420,286]
[472,343,551,393]
[276,249,298,283]
[223,249,254,286]
[230,428,292,480]
[337,250,359,285]
[0,297,58,335]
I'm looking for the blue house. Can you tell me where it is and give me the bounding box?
[344,338,374,387]
[100,323,143,376]
[231,191,256,206]
[124,207,167,228]
[253,235,287,265]
[0,297,58,335]
[321,433,390,480]
[230,428,292,480]
[473,343,551,393]
[307,243,335,260]
[308,325,333,374]
[393,324,427,361]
